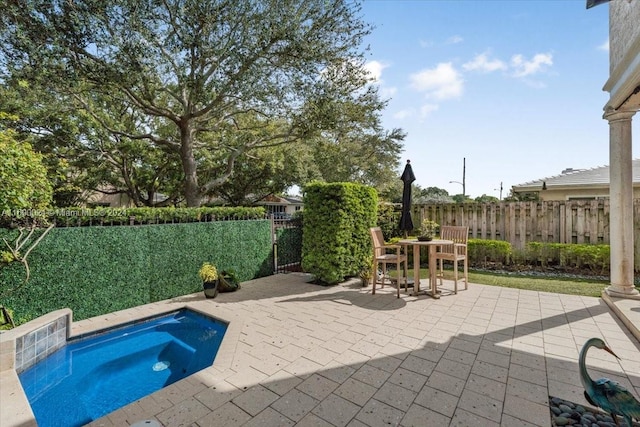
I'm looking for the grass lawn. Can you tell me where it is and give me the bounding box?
[407,268,609,298]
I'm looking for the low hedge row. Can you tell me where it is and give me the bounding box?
[1,206,266,227]
[386,236,610,273]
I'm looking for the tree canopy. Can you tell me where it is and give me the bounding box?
[0,130,52,211]
[1,0,402,206]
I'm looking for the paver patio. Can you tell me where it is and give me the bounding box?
[4,273,640,426]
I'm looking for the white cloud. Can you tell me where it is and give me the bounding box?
[420,104,439,117]
[419,39,434,48]
[597,39,609,52]
[510,53,553,77]
[364,60,388,83]
[463,53,507,73]
[410,62,464,100]
[446,35,464,44]
[393,109,414,119]
[380,86,397,98]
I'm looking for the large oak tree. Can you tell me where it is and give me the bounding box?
[1,0,385,206]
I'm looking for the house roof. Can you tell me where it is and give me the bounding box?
[512,159,640,191]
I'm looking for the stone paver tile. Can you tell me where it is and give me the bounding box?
[275,344,309,362]
[379,341,414,357]
[231,384,279,416]
[547,379,590,408]
[263,369,303,396]
[465,373,507,402]
[334,377,378,406]
[387,367,427,393]
[156,397,214,427]
[193,401,251,427]
[241,407,295,427]
[476,348,511,368]
[338,349,370,369]
[472,360,509,383]
[303,346,341,366]
[400,403,451,427]
[311,393,361,427]
[389,334,422,350]
[295,412,336,427]
[414,386,459,418]
[372,381,417,412]
[319,360,357,384]
[506,377,548,406]
[323,337,355,354]
[350,340,383,357]
[502,394,550,427]
[224,366,268,391]
[296,373,340,401]
[426,370,467,397]
[500,413,545,427]
[283,356,324,379]
[435,357,472,381]
[510,350,546,371]
[362,331,394,347]
[456,388,502,422]
[450,408,501,427]
[355,399,405,427]
[351,363,393,388]
[270,388,320,422]
[335,331,365,345]
[449,337,482,354]
[508,363,547,387]
[367,354,405,373]
[410,346,445,363]
[400,354,437,377]
[443,347,477,366]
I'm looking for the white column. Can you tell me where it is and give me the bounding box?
[604,109,639,298]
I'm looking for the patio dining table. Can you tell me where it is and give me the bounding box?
[398,239,454,299]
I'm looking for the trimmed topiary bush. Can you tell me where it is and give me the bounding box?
[302,182,378,284]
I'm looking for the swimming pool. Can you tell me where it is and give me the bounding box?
[18,309,227,427]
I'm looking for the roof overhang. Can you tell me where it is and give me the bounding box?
[603,35,640,112]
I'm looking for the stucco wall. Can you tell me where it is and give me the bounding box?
[609,0,640,73]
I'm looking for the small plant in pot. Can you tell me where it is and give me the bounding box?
[199,262,219,298]
[418,219,439,241]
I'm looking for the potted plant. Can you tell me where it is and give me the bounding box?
[359,268,372,287]
[418,219,439,241]
[218,268,241,293]
[198,262,219,298]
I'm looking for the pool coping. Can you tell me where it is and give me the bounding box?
[0,292,244,427]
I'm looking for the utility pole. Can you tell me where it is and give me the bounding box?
[462,157,466,197]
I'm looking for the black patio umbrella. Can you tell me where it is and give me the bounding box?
[399,160,416,236]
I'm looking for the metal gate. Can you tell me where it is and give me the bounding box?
[272,218,302,274]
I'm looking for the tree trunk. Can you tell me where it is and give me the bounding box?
[179,122,201,207]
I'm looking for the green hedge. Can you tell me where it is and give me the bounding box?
[1,220,272,325]
[1,206,265,227]
[468,239,512,266]
[302,182,378,284]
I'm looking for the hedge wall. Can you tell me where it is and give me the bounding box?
[1,220,272,325]
[302,182,378,284]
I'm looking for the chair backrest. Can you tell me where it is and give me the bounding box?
[369,227,386,258]
[439,226,469,255]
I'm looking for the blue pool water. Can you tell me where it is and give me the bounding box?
[19,309,227,427]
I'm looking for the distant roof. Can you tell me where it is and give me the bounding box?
[512,159,640,191]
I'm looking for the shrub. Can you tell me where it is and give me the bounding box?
[302,182,377,284]
[468,239,512,266]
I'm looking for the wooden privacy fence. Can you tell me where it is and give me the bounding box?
[414,199,640,269]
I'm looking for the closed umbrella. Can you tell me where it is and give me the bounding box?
[399,160,415,237]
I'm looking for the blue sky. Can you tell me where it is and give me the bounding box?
[360,0,639,199]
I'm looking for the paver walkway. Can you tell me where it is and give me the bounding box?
[77,274,640,426]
